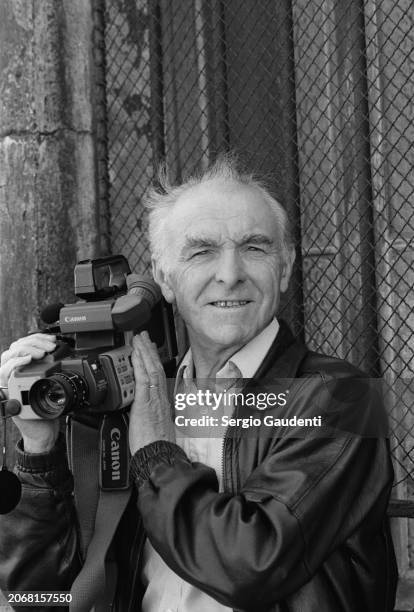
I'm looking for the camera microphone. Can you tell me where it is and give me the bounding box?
[41,302,64,325]
[0,392,22,514]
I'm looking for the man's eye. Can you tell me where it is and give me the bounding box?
[191,250,211,258]
[247,245,265,253]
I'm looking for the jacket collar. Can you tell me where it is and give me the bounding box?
[249,319,308,384]
[175,320,308,383]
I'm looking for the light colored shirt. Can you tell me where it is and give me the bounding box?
[141,319,280,612]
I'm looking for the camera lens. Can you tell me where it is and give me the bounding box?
[29,372,87,419]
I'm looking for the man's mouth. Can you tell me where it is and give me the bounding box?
[210,300,251,308]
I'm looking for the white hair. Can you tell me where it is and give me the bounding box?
[144,155,293,273]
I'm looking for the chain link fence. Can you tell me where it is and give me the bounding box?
[103,0,413,523]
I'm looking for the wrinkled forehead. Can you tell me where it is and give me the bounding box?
[169,180,280,243]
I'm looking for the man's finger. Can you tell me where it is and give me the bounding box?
[138,332,163,371]
[9,334,56,351]
[140,331,160,359]
[140,332,170,394]
[136,333,167,394]
[2,335,56,366]
[133,334,159,380]
[131,339,151,402]
[131,340,148,383]
[1,345,53,365]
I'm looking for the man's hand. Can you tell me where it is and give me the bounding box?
[0,333,59,453]
[129,331,175,455]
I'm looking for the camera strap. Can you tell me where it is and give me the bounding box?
[67,416,132,612]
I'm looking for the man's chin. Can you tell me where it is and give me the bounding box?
[202,327,251,351]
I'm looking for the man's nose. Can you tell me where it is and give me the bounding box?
[214,248,246,287]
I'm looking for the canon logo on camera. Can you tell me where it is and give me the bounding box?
[64,315,87,322]
[110,427,121,481]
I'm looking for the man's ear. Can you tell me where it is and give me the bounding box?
[280,246,296,293]
[152,257,175,303]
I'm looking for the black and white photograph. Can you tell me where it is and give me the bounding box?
[0,1,413,611]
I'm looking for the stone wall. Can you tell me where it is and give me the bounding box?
[0,0,103,473]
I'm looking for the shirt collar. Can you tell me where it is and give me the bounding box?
[177,318,279,383]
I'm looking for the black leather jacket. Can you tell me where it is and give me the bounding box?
[0,323,398,611]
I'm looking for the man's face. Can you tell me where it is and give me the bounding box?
[153,180,294,357]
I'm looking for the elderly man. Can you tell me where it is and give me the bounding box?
[0,159,397,611]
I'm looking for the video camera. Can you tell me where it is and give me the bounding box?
[8,255,177,420]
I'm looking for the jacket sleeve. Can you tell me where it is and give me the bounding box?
[130,375,394,610]
[0,434,81,596]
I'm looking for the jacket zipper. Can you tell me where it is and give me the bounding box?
[221,376,246,493]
